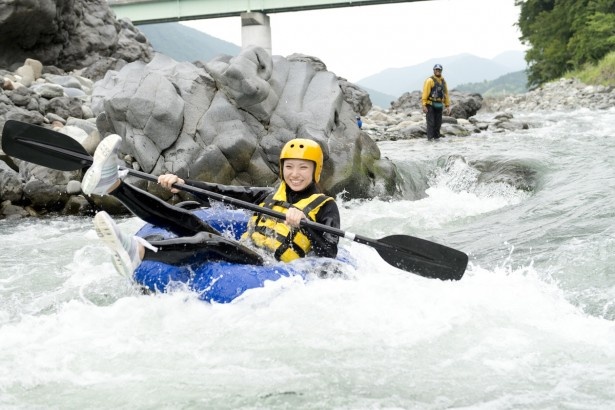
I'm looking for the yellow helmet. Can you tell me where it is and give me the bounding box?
[279,138,324,183]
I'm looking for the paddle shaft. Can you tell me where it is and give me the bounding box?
[138,170,366,243]
[13,135,376,242]
[2,120,468,280]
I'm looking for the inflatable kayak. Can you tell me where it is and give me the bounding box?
[132,206,353,303]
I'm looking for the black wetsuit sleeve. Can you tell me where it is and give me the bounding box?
[183,179,272,204]
[302,200,340,258]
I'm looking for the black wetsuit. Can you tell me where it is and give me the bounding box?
[109,180,340,265]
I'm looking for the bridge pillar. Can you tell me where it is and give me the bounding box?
[241,12,271,54]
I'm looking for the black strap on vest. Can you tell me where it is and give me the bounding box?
[254,192,329,260]
[429,76,447,102]
[299,194,329,216]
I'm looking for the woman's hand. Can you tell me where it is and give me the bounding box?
[285,207,306,228]
[158,174,185,193]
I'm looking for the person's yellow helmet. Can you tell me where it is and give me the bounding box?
[279,138,324,183]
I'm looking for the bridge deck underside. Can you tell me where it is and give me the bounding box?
[108,0,425,24]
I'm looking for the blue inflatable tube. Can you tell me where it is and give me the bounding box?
[132,207,352,303]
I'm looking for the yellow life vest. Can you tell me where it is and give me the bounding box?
[428,75,447,103]
[243,182,333,262]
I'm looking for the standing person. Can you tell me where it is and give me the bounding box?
[422,64,451,140]
[356,116,363,129]
[82,135,340,277]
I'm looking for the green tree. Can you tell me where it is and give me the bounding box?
[516,0,615,86]
[569,11,615,65]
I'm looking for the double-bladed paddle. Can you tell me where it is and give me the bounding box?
[1,119,468,280]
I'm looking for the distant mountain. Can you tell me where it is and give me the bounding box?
[356,51,527,99]
[136,22,240,62]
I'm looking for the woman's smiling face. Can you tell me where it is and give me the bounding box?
[282,159,314,191]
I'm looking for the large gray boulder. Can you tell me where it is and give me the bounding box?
[92,47,399,198]
[0,160,22,203]
[0,0,153,79]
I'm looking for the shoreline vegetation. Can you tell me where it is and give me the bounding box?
[566,50,615,87]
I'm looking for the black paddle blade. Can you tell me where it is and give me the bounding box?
[372,234,468,280]
[2,120,92,171]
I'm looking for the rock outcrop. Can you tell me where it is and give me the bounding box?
[92,47,397,200]
[0,0,153,79]
[0,47,400,218]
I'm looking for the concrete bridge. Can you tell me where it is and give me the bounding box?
[108,0,429,54]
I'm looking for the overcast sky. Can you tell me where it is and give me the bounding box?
[182,0,526,82]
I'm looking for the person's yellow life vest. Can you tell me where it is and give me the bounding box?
[428,75,447,103]
[243,182,333,262]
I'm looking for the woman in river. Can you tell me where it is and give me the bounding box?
[82,135,340,277]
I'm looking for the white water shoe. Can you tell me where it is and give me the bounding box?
[82,134,122,195]
[94,211,142,277]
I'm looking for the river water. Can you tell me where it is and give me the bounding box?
[1,108,614,409]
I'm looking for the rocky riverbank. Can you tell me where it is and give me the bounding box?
[0,54,484,220]
[484,78,615,112]
[1,59,613,221]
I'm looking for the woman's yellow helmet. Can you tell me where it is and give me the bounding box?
[279,138,324,183]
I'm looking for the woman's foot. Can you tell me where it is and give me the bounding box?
[94,211,143,277]
[82,134,122,195]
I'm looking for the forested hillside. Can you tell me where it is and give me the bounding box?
[455,71,528,96]
[517,0,615,86]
